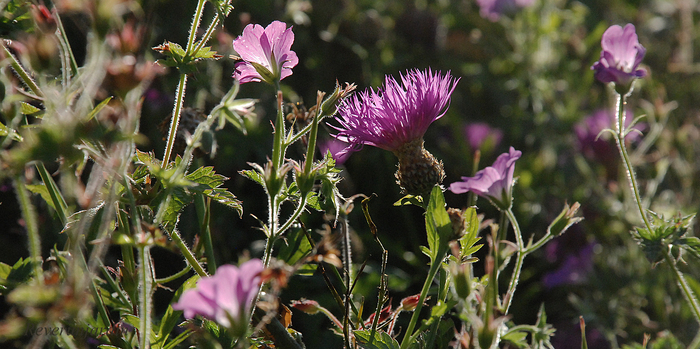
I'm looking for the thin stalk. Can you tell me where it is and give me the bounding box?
[194,194,217,273]
[35,161,68,225]
[138,245,154,349]
[53,11,79,78]
[502,207,525,315]
[271,91,286,170]
[664,249,700,325]
[155,265,192,284]
[276,194,309,238]
[303,93,324,176]
[1,41,44,98]
[162,73,187,166]
[191,13,221,56]
[14,176,43,282]
[399,255,442,349]
[185,0,207,55]
[613,92,652,232]
[169,229,208,277]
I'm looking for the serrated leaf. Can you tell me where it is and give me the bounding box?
[354,329,400,349]
[191,46,222,60]
[0,258,36,291]
[240,169,266,188]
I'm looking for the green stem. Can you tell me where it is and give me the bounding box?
[138,245,154,349]
[35,162,68,225]
[502,207,525,315]
[271,91,286,170]
[169,229,208,277]
[1,42,44,98]
[276,194,309,238]
[53,11,79,78]
[664,249,700,326]
[14,176,43,282]
[191,13,221,56]
[162,73,187,166]
[155,265,192,284]
[185,0,207,55]
[399,253,443,349]
[613,92,653,232]
[195,194,217,273]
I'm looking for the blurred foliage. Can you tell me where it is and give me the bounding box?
[1,0,700,348]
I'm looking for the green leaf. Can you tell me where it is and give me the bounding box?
[26,183,56,211]
[0,258,35,292]
[86,96,113,121]
[19,101,41,115]
[0,120,23,141]
[191,46,222,60]
[393,194,424,208]
[153,275,199,348]
[277,228,313,265]
[425,186,451,261]
[354,329,400,349]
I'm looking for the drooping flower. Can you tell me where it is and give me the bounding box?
[330,68,459,196]
[449,147,521,210]
[476,0,534,21]
[591,24,646,87]
[173,259,264,334]
[464,122,503,151]
[232,21,298,84]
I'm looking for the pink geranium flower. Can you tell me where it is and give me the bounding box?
[173,260,264,333]
[232,21,299,84]
[449,147,521,210]
[591,24,646,86]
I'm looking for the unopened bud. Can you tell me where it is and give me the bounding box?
[399,294,422,312]
[548,202,583,237]
[290,299,321,315]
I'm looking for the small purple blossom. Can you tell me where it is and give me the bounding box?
[331,68,459,155]
[543,242,595,288]
[464,122,503,150]
[591,24,646,86]
[449,147,521,210]
[173,260,264,332]
[574,109,645,161]
[476,0,534,21]
[232,21,298,84]
[319,138,353,166]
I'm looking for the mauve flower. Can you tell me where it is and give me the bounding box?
[449,147,521,210]
[574,109,645,161]
[464,122,503,150]
[476,0,534,21]
[173,260,264,332]
[232,21,298,84]
[330,68,459,196]
[318,138,353,166]
[591,24,646,86]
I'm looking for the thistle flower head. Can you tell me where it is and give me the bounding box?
[232,21,298,84]
[331,68,459,155]
[591,24,646,87]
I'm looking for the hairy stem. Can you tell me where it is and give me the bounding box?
[162,73,187,166]
[502,207,525,315]
[14,176,43,282]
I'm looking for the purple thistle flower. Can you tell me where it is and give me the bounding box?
[464,122,503,150]
[591,24,646,87]
[232,21,299,84]
[476,0,534,21]
[330,68,459,196]
[449,147,521,210]
[173,260,264,333]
